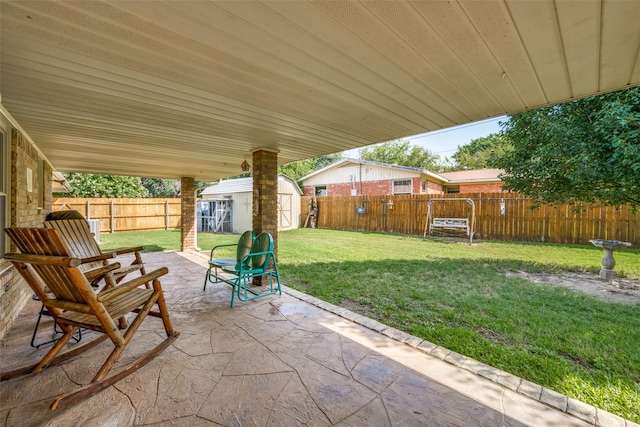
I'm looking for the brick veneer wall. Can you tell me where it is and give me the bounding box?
[304,180,502,196]
[0,128,52,339]
[425,180,443,194]
[304,178,440,196]
[459,183,503,193]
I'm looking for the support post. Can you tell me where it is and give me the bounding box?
[252,150,279,284]
[180,177,196,251]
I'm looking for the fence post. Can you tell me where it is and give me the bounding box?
[110,199,115,233]
[86,200,91,219]
[165,199,169,230]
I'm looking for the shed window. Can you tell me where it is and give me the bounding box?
[393,180,411,194]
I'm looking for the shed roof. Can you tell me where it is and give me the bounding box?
[201,175,301,196]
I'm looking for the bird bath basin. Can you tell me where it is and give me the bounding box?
[589,239,632,280]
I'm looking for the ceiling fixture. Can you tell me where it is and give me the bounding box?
[241,160,250,172]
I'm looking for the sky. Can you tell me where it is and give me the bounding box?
[345,115,506,159]
[408,115,506,158]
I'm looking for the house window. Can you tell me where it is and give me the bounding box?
[393,180,411,194]
[421,180,427,193]
[315,186,327,196]
[445,186,460,194]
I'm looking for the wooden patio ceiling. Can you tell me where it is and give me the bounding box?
[1,1,639,181]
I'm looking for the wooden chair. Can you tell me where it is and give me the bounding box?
[1,228,179,410]
[44,218,147,285]
[37,218,147,341]
[204,231,281,307]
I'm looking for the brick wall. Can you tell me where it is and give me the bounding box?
[327,182,356,196]
[411,177,422,194]
[0,128,52,340]
[360,180,391,195]
[305,178,448,197]
[305,179,502,196]
[425,180,443,194]
[460,182,504,193]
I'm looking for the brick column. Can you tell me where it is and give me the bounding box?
[180,176,195,251]
[252,149,279,265]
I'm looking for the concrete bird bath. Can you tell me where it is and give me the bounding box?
[589,239,632,280]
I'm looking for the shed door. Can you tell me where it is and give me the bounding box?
[278,193,292,229]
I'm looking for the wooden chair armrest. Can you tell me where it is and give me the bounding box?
[114,246,145,255]
[4,252,81,267]
[78,252,117,265]
[97,267,169,302]
[84,263,122,282]
[46,299,92,314]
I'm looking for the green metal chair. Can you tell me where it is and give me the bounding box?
[204,232,281,307]
[203,230,255,291]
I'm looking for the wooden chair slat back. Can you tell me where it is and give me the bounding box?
[5,228,93,303]
[44,219,104,271]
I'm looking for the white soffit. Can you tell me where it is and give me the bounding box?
[1,1,639,180]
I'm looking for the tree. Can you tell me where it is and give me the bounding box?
[451,132,512,170]
[278,153,343,182]
[60,173,149,198]
[141,178,180,197]
[359,140,441,170]
[496,86,640,208]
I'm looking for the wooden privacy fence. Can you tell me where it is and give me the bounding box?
[52,198,181,233]
[301,193,640,246]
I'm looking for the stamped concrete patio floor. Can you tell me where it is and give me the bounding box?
[1,251,633,427]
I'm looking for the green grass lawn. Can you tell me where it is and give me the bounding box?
[100,228,640,422]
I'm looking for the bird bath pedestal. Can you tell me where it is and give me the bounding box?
[589,239,632,280]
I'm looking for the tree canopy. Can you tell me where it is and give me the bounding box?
[451,132,512,170]
[141,178,180,197]
[60,173,149,198]
[278,153,343,183]
[359,140,441,170]
[496,86,640,208]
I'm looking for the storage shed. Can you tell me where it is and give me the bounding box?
[200,175,302,233]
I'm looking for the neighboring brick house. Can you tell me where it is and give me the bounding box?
[300,158,503,196]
